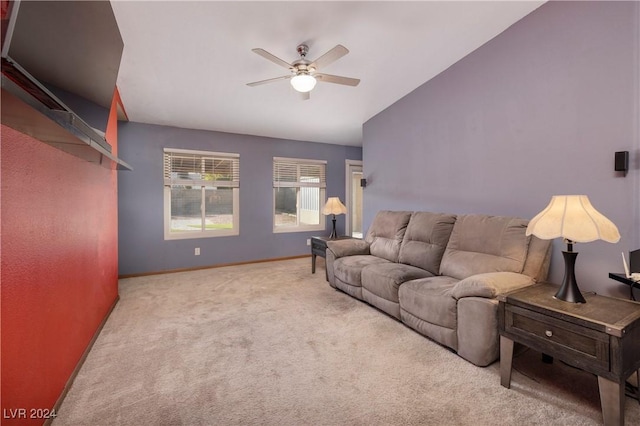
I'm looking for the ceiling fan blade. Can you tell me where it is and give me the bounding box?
[315,73,360,87]
[246,75,291,87]
[251,48,292,70]
[309,45,349,70]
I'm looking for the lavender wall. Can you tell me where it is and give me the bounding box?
[117,122,361,275]
[363,1,639,298]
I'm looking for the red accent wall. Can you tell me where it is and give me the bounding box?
[1,124,119,424]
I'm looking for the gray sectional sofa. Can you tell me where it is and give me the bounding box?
[325,210,552,366]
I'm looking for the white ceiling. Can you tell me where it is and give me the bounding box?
[111,1,544,146]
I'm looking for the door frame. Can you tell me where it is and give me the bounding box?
[345,159,363,237]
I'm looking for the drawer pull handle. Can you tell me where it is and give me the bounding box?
[545,330,553,338]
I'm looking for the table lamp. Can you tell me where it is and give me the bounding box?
[322,197,347,239]
[526,195,620,303]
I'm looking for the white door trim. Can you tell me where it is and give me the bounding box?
[345,160,363,237]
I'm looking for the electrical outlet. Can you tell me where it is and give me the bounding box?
[195,247,200,256]
[306,239,311,246]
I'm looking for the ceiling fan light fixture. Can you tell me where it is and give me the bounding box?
[290,73,316,93]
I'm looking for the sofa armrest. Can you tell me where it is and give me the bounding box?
[451,272,535,300]
[326,240,370,288]
[326,239,370,259]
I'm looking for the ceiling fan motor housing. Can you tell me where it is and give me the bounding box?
[292,45,313,75]
[296,44,309,58]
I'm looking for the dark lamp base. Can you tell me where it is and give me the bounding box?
[328,216,337,239]
[554,250,586,304]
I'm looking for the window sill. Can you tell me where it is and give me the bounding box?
[273,226,325,234]
[164,229,239,240]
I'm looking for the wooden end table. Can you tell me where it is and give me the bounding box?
[498,283,640,426]
[311,236,353,280]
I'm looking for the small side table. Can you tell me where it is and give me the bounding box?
[499,283,640,426]
[609,273,640,301]
[311,236,353,279]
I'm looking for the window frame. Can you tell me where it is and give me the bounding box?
[273,157,327,234]
[163,148,239,240]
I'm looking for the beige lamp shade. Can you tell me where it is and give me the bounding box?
[526,195,620,243]
[322,197,347,216]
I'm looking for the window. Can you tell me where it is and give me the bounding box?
[273,157,326,233]
[164,148,239,239]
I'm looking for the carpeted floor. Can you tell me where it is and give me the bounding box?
[53,258,640,425]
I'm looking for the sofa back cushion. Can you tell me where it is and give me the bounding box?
[521,235,553,282]
[398,212,457,275]
[440,214,531,280]
[365,211,412,262]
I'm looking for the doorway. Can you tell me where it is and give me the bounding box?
[345,160,363,238]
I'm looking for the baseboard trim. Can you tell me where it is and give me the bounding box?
[118,254,312,279]
[44,295,120,426]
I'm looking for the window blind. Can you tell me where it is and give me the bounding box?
[164,149,239,187]
[273,158,326,188]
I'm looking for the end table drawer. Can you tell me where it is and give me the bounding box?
[505,305,610,373]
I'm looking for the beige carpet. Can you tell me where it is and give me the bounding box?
[53,258,640,425]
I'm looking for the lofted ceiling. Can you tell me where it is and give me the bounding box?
[111,1,545,146]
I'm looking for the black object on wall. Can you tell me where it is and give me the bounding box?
[615,151,629,172]
[360,178,367,188]
[631,249,640,273]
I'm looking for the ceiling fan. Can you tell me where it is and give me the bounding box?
[247,44,360,100]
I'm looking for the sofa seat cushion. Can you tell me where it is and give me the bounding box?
[361,263,434,303]
[334,255,391,287]
[398,276,459,330]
